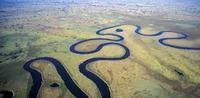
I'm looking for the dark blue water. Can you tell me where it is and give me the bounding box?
[24,24,199,98]
[23,57,88,98]
[50,83,59,87]
[134,25,200,50]
[24,24,130,98]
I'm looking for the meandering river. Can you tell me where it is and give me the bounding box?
[24,24,199,98]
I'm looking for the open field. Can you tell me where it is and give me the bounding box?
[0,0,200,98]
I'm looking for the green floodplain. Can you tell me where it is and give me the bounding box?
[0,0,200,98]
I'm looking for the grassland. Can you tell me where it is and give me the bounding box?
[0,0,200,98]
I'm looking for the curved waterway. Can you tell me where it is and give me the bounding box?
[24,24,129,98]
[134,25,200,50]
[24,24,199,98]
[23,57,88,98]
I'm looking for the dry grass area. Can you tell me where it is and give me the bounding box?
[89,25,200,98]
[0,1,200,98]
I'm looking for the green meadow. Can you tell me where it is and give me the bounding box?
[0,0,200,98]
